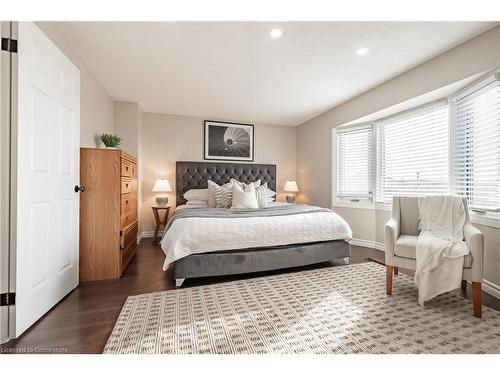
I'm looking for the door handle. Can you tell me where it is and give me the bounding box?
[74,185,85,193]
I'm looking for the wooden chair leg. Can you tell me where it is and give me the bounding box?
[386,266,393,295]
[461,280,467,290]
[394,267,399,275]
[472,282,482,318]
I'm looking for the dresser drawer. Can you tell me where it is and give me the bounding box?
[121,209,137,229]
[121,193,132,214]
[121,177,132,194]
[131,162,137,179]
[120,239,137,274]
[129,193,137,215]
[120,220,138,249]
[121,159,132,177]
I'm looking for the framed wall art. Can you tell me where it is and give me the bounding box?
[204,120,254,161]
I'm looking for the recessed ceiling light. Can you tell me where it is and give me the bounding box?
[269,28,283,39]
[356,47,369,56]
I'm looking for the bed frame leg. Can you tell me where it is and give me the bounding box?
[175,278,185,288]
[343,257,350,265]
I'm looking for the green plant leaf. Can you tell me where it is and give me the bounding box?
[100,133,122,148]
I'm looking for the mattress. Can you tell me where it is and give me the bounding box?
[160,203,353,270]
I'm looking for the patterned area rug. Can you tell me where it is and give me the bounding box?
[104,262,500,354]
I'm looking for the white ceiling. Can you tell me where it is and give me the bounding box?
[56,22,496,126]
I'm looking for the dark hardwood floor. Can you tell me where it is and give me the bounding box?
[1,242,499,354]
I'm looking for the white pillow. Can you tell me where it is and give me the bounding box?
[185,200,208,206]
[183,189,208,202]
[231,179,261,189]
[231,183,259,209]
[207,180,231,208]
[265,188,277,203]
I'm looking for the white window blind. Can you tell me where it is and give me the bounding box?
[336,124,373,203]
[453,80,500,212]
[375,102,450,204]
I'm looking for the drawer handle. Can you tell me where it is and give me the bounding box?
[125,183,129,189]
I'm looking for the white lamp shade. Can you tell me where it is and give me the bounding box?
[152,178,172,192]
[284,180,299,192]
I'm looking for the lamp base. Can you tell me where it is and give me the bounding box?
[286,194,296,204]
[156,196,169,207]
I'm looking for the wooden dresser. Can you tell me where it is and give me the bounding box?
[80,148,138,282]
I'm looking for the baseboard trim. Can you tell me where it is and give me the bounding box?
[350,238,385,252]
[482,279,500,299]
[138,230,164,244]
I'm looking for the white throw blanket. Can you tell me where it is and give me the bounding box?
[415,195,469,305]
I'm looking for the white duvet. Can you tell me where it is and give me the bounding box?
[160,204,353,270]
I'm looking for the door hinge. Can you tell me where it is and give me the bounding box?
[1,37,18,53]
[0,292,16,306]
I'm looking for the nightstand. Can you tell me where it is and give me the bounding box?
[151,206,172,244]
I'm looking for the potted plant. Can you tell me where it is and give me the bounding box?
[100,133,122,149]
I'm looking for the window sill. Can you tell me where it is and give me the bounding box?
[332,202,375,210]
[333,202,392,211]
[333,202,500,229]
[470,212,500,229]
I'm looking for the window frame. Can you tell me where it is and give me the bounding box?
[333,123,375,209]
[374,99,450,205]
[332,71,500,228]
[450,73,500,227]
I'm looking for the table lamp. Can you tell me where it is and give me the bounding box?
[284,180,299,203]
[153,178,172,207]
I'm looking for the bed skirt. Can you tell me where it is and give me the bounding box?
[174,240,351,282]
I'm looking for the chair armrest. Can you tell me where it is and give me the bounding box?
[385,218,399,265]
[463,223,484,282]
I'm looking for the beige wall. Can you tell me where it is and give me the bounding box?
[140,112,296,232]
[114,101,140,157]
[296,25,500,287]
[36,22,114,147]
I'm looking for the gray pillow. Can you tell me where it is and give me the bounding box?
[208,180,231,208]
[213,182,233,208]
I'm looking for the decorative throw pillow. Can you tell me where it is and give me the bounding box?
[213,182,234,208]
[231,179,261,190]
[265,188,277,203]
[255,183,270,208]
[183,188,209,202]
[207,180,231,208]
[231,183,259,209]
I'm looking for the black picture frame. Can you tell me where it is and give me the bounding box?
[203,120,255,162]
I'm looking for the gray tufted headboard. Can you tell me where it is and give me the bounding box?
[176,161,276,206]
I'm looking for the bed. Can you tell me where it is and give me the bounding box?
[162,161,352,287]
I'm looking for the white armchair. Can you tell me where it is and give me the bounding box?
[385,196,484,318]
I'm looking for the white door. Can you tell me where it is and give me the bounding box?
[15,22,80,336]
[0,21,13,344]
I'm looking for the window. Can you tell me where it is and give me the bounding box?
[453,78,500,213]
[336,124,373,204]
[375,102,449,204]
[334,72,500,225]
